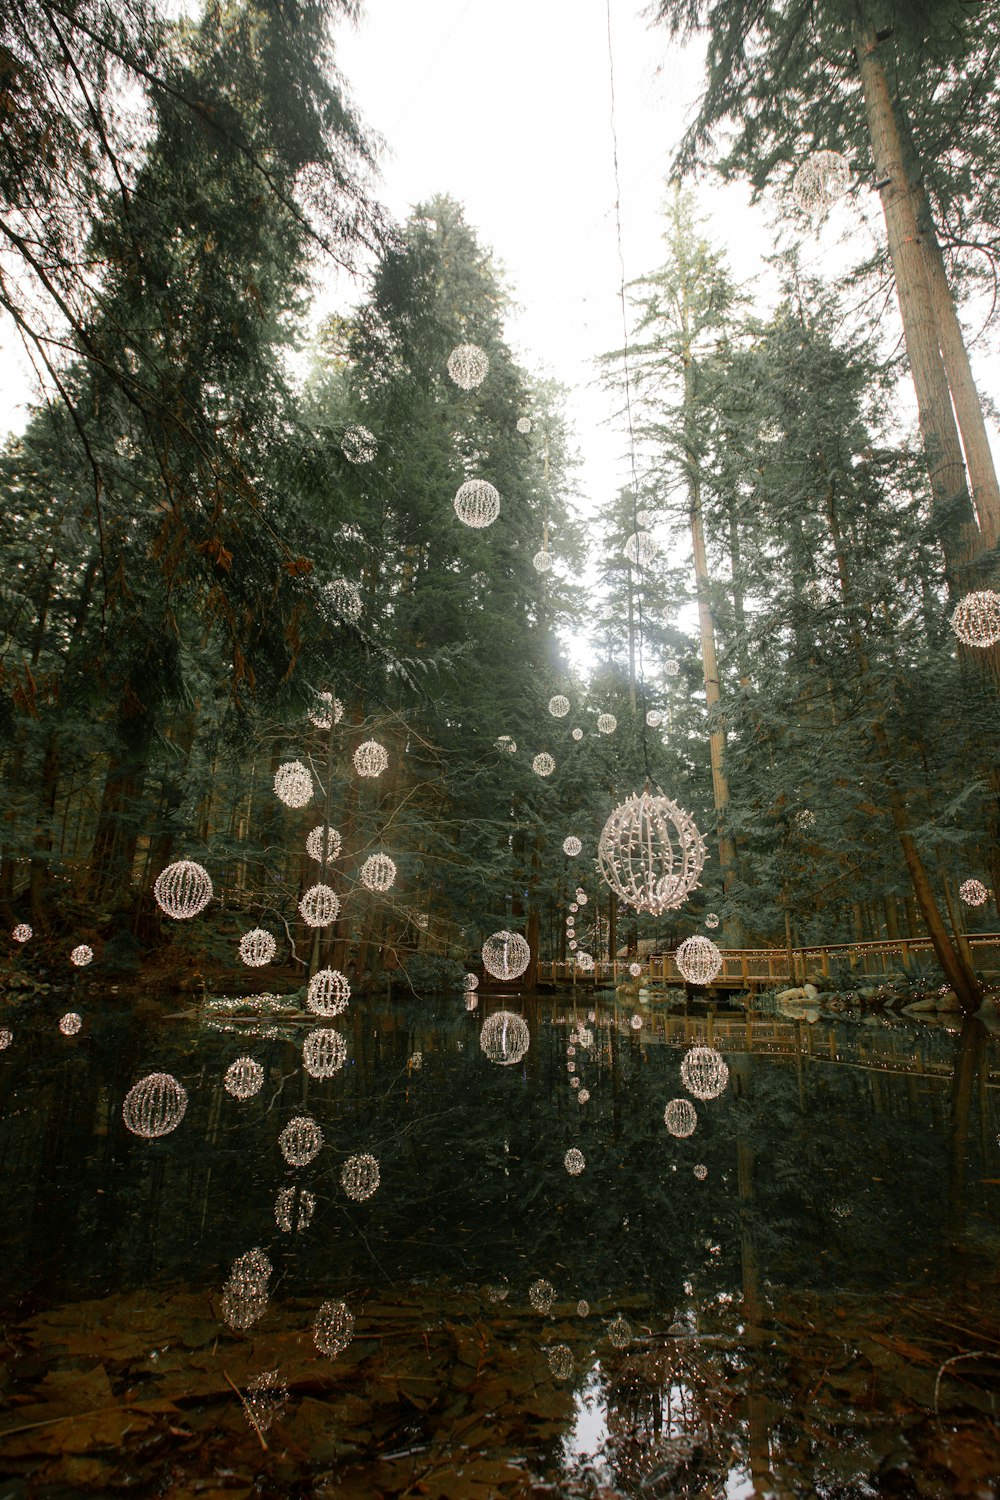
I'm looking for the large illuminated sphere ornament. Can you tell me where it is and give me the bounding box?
[597,713,617,735]
[314,1300,355,1358]
[951,590,1000,648]
[533,550,553,574]
[238,928,276,968]
[341,1152,380,1201]
[572,727,583,741]
[447,342,489,389]
[12,924,31,943]
[60,1011,82,1034]
[321,577,363,623]
[454,478,500,528]
[681,1044,729,1100]
[225,1056,264,1100]
[482,930,531,980]
[123,1072,188,1138]
[463,972,479,992]
[576,952,594,972]
[154,859,213,920]
[533,752,555,777]
[275,1186,316,1234]
[645,709,662,728]
[624,531,658,568]
[279,1115,323,1166]
[306,823,342,865]
[664,657,680,677]
[563,835,582,857]
[791,149,851,216]
[664,1097,697,1137]
[608,1314,632,1350]
[341,424,377,464]
[299,884,339,927]
[517,416,532,434]
[597,790,707,915]
[70,944,93,968]
[308,691,344,730]
[564,1148,586,1176]
[303,1027,347,1079]
[361,852,397,892]
[354,739,388,778]
[705,912,720,929]
[675,935,723,986]
[480,1010,531,1066]
[959,878,989,908]
[274,760,313,808]
[629,962,642,978]
[496,734,517,754]
[548,694,570,718]
[307,968,350,1015]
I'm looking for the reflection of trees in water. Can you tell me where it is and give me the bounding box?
[605,1344,731,1498]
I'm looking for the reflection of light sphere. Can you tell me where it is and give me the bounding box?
[246,1368,288,1433]
[791,149,850,215]
[124,1072,188,1137]
[341,424,377,464]
[548,694,570,717]
[664,1097,697,1137]
[646,709,662,728]
[959,878,989,907]
[12,924,31,943]
[624,531,658,567]
[676,936,723,986]
[299,884,339,927]
[321,577,362,623]
[454,479,500,528]
[341,1152,380,1201]
[572,727,583,741]
[951,590,1000,647]
[681,1045,729,1100]
[308,691,344,730]
[629,962,642,977]
[532,752,555,777]
[480,1009,530,1065]
[597,713,617,734]
[314,1299,355,1357]
[564,1148,585,1175]
[517,416,532,434]
[547,1344,573,1380]
[238,929,276,967]
[361,852,396,891]
[59,1011,82,1034]
[533,550,553,573]
[154,859,213,920]
[221,1284,268,1331]
[705,912,719,929]
[279,1115,323,1166]
[225,1056,263,1100]
[354,739,388,778]
[529,1279,555,1313]
[302,1028,347,1079]
[496,734,517,753]
[275,1186,315,1233]
[0,1029,10,1049]
[307,968,350,1015]
[274,760,313,808]
[482,931,531,980]
[463,972,479,992]
[447,343,489,389]
[598,791,707,915]
[70,945,93,967]
[694,1164,708,1180]
[577,1299,589,1317]
[608,1313,632,1349]
[306,824,342,864]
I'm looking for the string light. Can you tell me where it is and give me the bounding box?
[59,1011,82,1034]
[791,149,850,216]
[341,1152,380,1201]
[577,1300,589,1317]
[303,1028,347,1079]
[482,931,531,980]
[951,589,1000,647]
[238,929,276,967]
[532,752,555,777]
[354,740,388,778]
[454,479,500,528]
[154,859,213,919]
[959,878,989,907]
[624,531,657,567]
[308,692,344,730]
[597,790,707,914]
[307,968,350,1015]
[275,1186,316,1233]
[321,578,363,623]
[680,1045,729,1100]
[341,424,377,464]
[360,853,397,891]
[299,884,339,927]
[664,1097,697,1137]
[279,1115,323,1166]
[11,924,30,942]
[548,695,570,717]
[480,1009,530,1065]
[564,1148,586,1175]
[529,1279,555,1313]
[70,945,93,967]
[447,344,489,389]
[306,824,342,864]
[314,1300,355,1358]
[496,734,517,753]
[225,1056,264,1100]
[274,761,313,808]
[123,1072,188,1137]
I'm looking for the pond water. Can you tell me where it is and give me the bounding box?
[1,987,999,1498]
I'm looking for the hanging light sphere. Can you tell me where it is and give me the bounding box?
[564,1147,586,1175]
[597,713,617,735]
[569,940,578,950]
[951,589,1000,648]
[299,884,340,927]
[664,1097,697,1137]
[959,878,989,907]
[624,531,658,567]
[307,967,350,1015]
[306,823,342,865]
[634,509,654,528]
[447,343,489,389]
[238,928,276,967]
[517,416,532,434]
[630,1013,642,1029]
[576,952,594,972]
[578,1088,590,1104]
[341,424,377,464]
[463,973,479,992]
[314,1299,355,1358]
[70,944,93,968]
[675,936,723,986]
[153,859,213,920]
[664,657,680,677]
[274,760,313,808]
[225,1055,264,1100]
[681,1044,729,1100]
[221,1280,268,1332]
[569,902,578,912]
[321,577,363,623]
[123,1072,188,1138]
[791,149,851,216]
[563,835,582,857]
[275,1185,316,1233]
[0,1028,11,1049]
[645,709,662,728]
[694,1164,708,1180]
[59,1011,82,1034]
[308,691,344,730]
[577,1300,589,1318]
[629,961,642,978]
[548,694,570,717]
[533,550,553,573]
[480,1009,531,1066]
[547,1344,573,1381]
[354,739,388,778]
[496,734,517,753]
[575,890,588,904]
[529,1279,555,1314]
[279,1115,323,1166]
[566,917,575,929]
[608,1314,632,1349]
[11,923,31,943]
[341,1152,380,1201]
[795,809,816,830]
[302,1027,347,1079]
[361,852,397,892]
[705,912,720,929]
[454,478,500,528]
[482,930,531,980]
[532,752,555,777]
[597,790,707,915]
[571,727,583,741]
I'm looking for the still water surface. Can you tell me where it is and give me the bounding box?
[1,988,998,1498]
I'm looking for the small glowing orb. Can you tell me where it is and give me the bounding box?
[279,1115,323,1166]
[664,1097,697,1137]
[577,1299,589,1317]
[361,852,396,891]
[572,727,583,740]
[548,694,570,717]
[645,709,662,728]
[533,752,555,777]
[517,416,532,434]
[608,1313,632,1349]
[694,1164,708,1180]
[314,1299,355,1357]
[576,890,588,905]
[306,824,342,864]
[564,1148,585,1175]
[578,1088,590,1104]
[454,478,500,528]
[570,1076,580,1089]
[951,590,1000,647]
[463,973,479,992]
[70,945,93,968]
[629,962,642,977]
[59,1011,82,1035]
[154,860,213,919]
[533,550,553,573]
[959,878,989,907]
[675,936,723,986]
[11,924,31,943]
[307,968,350,1015]
[496,734,517,753]
[225,1056,264,1100]
[124,1072,188,1137]
[566,917,575,929]
[547,1344,573,1380]
[0,1028,11,1049]
[302,1028,347,1079]
[239,928,276,967]
[299,884,339,927]
[529,1279,555,1313]
[635,509,654,528]
[624,531,658,567]
[569,902,578,912]
[598,791,707,916]
[480,1009,530,1065]
[308,691,344,730]
[341,424,377,464]
[354,739,388,778]
[597,713,617,735]
[341,1152,380,1201]
[321,577,362,623]
[274,760,313,808]
[482,931,531,980]
[681,1044,729,1100]
[275,1186,316,1233]
[447,343,489,389]
[791,149,850,216]
[705,912,719,929]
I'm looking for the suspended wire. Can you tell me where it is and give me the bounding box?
[605,0,653,785]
